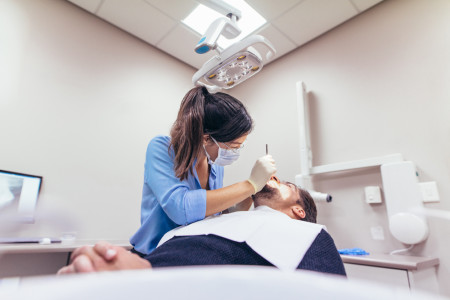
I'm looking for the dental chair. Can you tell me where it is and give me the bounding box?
[1,266,444,300]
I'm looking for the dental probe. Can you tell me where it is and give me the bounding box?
[266,144,268,155]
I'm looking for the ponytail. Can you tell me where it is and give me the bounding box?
[170,86,207,180]
[170,86,253,181]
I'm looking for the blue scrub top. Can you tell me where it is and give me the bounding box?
[130,135,224,255]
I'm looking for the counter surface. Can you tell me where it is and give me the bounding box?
[341,253,439,270]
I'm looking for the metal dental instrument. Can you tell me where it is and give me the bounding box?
[266,144,268,155]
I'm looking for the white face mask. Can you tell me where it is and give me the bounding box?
[203,136,241,166]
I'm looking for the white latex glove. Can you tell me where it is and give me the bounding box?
[247,155,277,194]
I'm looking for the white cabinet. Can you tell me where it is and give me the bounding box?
[0,240,131,278]
[342,254,439,295]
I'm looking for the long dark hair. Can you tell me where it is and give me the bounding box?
[170,86,253,180]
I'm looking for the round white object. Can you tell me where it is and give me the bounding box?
[389,213,429,244]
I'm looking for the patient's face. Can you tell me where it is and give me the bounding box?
[253,176,300,209]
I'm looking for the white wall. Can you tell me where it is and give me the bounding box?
[227,0,450,296]
[0,0,194,240]
[2,0,450,296]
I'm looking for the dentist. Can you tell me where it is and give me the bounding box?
[130,86,276,256]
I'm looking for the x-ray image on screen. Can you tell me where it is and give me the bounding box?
[0,170,42,223]
[0,175,24,210]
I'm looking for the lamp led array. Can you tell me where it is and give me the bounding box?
[204,51,261,88]
[193,34,275,90]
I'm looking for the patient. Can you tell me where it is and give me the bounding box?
[58,177,345,276]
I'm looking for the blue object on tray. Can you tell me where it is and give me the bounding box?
[338,248,370,255]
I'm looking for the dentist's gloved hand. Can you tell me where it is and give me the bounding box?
[247,155,277,194]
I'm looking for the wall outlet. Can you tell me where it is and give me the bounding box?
[419,181,440,202]
[365,186,382,204]
[370,226,385,240]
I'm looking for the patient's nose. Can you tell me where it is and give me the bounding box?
[270,176,280,184]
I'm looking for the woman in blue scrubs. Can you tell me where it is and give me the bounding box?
[130,86,276,256]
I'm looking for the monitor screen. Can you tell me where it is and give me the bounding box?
[0,170,42,223]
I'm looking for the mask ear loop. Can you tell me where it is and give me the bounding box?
[209,136,221,148]
[203,134,213,146]
[203,143,213,164]
[203,135,219,165]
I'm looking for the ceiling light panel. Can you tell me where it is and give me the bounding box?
[183,0,266,49]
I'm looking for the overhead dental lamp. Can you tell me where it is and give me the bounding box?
[192,0,276,90]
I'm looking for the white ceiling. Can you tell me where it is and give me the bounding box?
[66,0,384,69]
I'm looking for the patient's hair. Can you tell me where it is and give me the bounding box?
[253,181,317,223]
[296,187,317,223]
[170,86,253,180]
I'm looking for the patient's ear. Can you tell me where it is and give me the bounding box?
[292,206,306,220]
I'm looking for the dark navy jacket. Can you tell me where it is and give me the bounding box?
[142,229,346,276]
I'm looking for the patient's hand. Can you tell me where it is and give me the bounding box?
[57,241,151,274]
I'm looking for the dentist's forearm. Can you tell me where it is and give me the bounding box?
[205,181,254,216]
[234,196,253,211]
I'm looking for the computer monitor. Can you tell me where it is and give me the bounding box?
[0,170,42,223]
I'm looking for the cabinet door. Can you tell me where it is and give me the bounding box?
[0,252,69,277]
[344,263,410,291]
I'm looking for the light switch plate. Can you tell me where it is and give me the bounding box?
[419,181,440,202]
[365,186,382,203]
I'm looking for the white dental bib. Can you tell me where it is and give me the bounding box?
[157,206,325,271]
